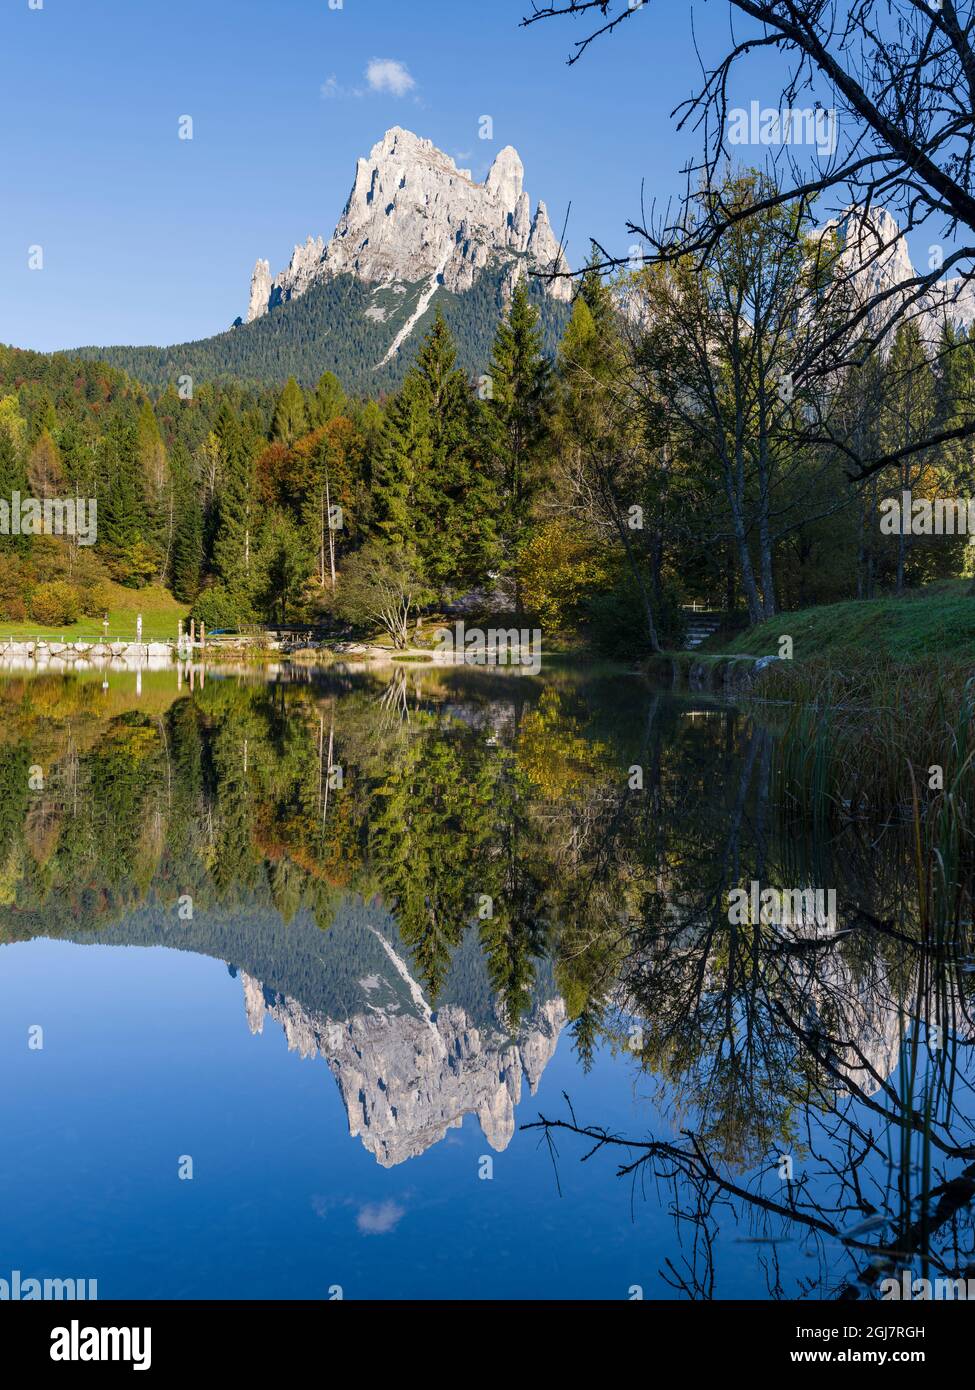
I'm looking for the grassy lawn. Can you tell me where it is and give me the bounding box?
[715,580,975,663]
[0,583,189,644]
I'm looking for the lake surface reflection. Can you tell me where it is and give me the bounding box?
[1,663,972,1299]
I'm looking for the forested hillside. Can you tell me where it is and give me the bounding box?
[3,184,975,656]
[69,267,571,395]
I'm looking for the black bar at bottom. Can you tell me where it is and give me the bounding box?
[0,1296,959,1374]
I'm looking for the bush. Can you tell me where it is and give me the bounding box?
[191,583,250,633]
[0,554,30,620]
[105,540,160,589]
[1,596,27,622]
[29,580,83,626]
[82,580,117,617]
[517,519,609,630]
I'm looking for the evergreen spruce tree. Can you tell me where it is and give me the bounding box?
[271,377,309,447]
[169,441,204,602]
[483,280,552,611]
[212,416,257,594]
[98,418,159,586]
[579,242,616,336]
[0,427,30,555]
[374,311,498,593]
[373,372,434,554]
[311,372,347,428]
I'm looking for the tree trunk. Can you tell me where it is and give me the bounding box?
[607,483,662,653]
[726,479,764,625]
[325,474,336,594]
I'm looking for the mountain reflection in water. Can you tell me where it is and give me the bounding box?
[0,663,972,1300]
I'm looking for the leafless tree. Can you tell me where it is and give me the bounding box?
[523,1,975,479]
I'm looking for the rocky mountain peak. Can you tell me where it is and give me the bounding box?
[246,126,572,330]
[238,966,568,1166]
[247,259,272,325]
[485,145,525,212]
[818,203,975,345]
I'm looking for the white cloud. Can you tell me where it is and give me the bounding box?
[321,75,343,100]
[357,1200,405,1236]
[366,58,416,98]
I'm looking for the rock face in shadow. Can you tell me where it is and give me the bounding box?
[240,968,567,1167]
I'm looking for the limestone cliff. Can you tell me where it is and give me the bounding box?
[246,127,572,327]
[818,204,975,344]
[239,966,567,1168]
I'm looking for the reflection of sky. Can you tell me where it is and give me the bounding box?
[0,940,667,1300]
[3,938,971,1300]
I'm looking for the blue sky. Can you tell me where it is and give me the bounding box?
[0,0,855,353]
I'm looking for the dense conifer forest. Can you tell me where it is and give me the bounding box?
[3,198,974,653]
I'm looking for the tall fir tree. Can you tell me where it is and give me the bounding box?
[212,415,257,592]
[310,372,347,429]
[374,311,498,593]
[483,280,552,610]
[168,440,204,602]
[0,426,30,556]
[99,418,158,586]
[271,377,309,447]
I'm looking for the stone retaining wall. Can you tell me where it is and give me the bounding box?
[0,639,177,671]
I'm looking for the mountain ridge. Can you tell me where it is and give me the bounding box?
[821,204,975,344]
[62,143,975,396]
[65,126,574,393]
[69,266,571,394]
[246,126,572,325]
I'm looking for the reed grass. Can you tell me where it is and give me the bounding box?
[754,655,972,814]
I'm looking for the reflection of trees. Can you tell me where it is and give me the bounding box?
[0,669,627,1024]
[368,735,495,998]
[528,981,975,1300]
[4,667,973,1299]
[521,699,975,1299]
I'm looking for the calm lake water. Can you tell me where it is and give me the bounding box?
[1,662,972,1300]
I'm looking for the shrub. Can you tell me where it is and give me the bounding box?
[82,580,117,617]
[191,583,250,633]
[1,596,27,622]
[517,519,609,630]
[0,554,30,620]
[105,540,160,589]
[29,580,83,626]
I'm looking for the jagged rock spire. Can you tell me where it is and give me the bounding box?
[246,126,572,323]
